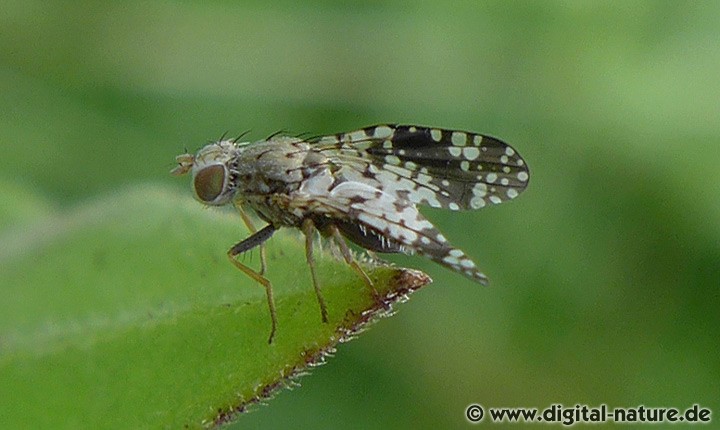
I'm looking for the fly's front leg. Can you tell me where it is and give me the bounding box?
[227,224,278,343]
[327,224,381,301]
[301,218,329,323]
[236,204,268,276]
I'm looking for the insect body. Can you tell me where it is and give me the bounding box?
[172,124,529,342]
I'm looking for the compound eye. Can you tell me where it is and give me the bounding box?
[194,164,226,202]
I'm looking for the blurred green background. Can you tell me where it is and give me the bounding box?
[1,1,718,429]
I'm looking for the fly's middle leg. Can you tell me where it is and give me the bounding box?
[301,218,329,323]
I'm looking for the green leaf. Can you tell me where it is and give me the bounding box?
[0,185,430,429]
[0,180,54,229]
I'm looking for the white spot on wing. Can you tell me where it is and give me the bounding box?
[349,130,366,142]
[460,259,476,269]
[416,187,442,207]
[463,147,480,160]
[374,125,394,139]
[472,183,488,196]
[451,131,467,146]
[443,255,460,265]
[470,196,486,209]
[385,155,401,165]
[415,173,433,185]
[430,129,442,142]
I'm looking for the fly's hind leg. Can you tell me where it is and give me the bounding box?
[227,224,278,344]
[301,218,329,323]
[326,223,381,302]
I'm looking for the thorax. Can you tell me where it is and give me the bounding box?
[232,137,332,226]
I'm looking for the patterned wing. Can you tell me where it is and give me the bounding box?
[283,180,488,284]
[312,124,529,210]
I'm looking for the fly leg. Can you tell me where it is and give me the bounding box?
[236,205,267,276]
[326,223,381,302]
[227,224,278,343]
[301,218,329,323]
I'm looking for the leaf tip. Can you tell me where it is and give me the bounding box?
[209,267,432,428]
